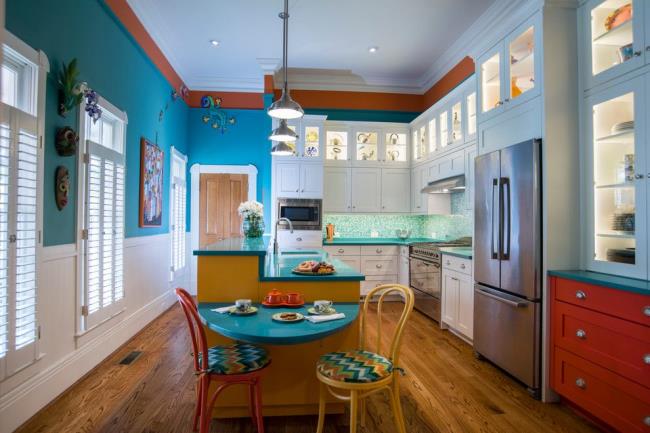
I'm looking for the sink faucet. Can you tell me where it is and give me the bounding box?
[273,217,293,254]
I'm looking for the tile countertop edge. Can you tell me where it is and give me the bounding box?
[439,247,473,259]
[322,237,446,246]
[548,270,650,296]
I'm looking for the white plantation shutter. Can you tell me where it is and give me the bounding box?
[83,140,125,328]
[0,103,42,379]
[169,150,186,282]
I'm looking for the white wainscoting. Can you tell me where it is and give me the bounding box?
[0,233,175,433]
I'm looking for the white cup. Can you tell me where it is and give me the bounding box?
[235,299,252,312]
[314,300,333,313]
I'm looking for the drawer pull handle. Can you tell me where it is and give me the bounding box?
[376,264,383,269]
[575,290,586,300]
[644,306,650,317]
[376,248,383,253]
[337,248,345,253]
[644,416,650,427]
[460,263,466,269]
[576,329,586,339]
[446,261,451,265]
[575,378,586,389]
[296,237,302,241]
[644,354,650,365]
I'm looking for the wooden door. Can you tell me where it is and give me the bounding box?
[199,174,248,247]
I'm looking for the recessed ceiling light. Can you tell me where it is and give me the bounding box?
[368,46,379,53]
[210,40,220,47]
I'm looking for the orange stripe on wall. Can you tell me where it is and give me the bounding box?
[273,89,423,112]
[264,75,275,94]
[105,0,185,93]
[187,91,265,109]
[421,56,475,109]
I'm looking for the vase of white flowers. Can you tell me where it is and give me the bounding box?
[238,200,264,238]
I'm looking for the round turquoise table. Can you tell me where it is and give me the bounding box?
[198,302,359,345]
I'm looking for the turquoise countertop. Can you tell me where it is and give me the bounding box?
[198,302,359,345]
[193,237,364,282]
[548,270,649,296]
[322,237,445,246]
[439,247,473,259]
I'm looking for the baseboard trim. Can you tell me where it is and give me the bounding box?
[0,290,176,433]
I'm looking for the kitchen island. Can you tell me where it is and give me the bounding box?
[193,236,364,418]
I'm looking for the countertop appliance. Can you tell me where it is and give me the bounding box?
[277,198,322,230]
[409,238,471,322]
[473,138,542,399]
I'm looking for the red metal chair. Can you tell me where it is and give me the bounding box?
[175,288,270,433]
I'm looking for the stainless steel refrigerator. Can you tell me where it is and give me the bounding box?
[473,139,542,398]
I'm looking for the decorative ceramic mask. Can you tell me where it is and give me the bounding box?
[55,126,79,157]
[55,165,70,210]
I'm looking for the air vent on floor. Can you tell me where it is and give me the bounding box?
[119,351,142,365]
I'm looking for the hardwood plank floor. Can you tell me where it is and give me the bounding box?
[15,302,600,433]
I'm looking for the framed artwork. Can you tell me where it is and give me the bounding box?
[139,137,164,227]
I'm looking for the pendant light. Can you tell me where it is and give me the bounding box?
[270,141,294,156]
[268,0,304,121]
[269,118,298,142]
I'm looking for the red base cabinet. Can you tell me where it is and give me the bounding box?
[549,276,650,433]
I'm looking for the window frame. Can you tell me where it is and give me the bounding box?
[0,30,48,381]
[76,94,128,335]
[169,146,187,284]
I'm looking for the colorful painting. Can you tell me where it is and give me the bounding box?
[139,137,164,227]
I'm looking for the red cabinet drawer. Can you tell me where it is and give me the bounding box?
[552,347,650,433]
[553,301,650,388]
[553,277,650,326]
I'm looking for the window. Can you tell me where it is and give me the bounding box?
[0,33,46,380]
[79,99,127,330]
[169,148,187,282]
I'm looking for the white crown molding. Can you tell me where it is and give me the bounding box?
[257,58,281,74]
[277,69,422,94]
[185,75,265,93]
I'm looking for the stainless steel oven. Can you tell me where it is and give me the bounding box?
[409,246,442,322]
[277,198,322,230]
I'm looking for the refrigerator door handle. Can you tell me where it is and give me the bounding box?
[491,178,499,259]
[500,177,511,260]
[477,287,526,308]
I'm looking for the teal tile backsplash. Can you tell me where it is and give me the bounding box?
[324,192,472,240]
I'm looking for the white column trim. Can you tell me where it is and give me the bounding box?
[189,164,258,294]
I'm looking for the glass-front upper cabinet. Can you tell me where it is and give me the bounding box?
[272,116,325,160]
[428,117,437,153]
[466,91,477,141]
[479,49,501,116]
[508,26,535,101]
[384,131,408,165]
[439,109,449,149]
[451,101,463,145]
[584,0,645,88]
[586,75,646,279]
[354,130,379,163]
[412,129,421,161]
[302,124,321,159]
[325,127,350,164]
[419,125,427,158]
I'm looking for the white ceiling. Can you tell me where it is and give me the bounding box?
[127,0,497,93]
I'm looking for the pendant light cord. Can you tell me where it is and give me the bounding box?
[280,0,289,93]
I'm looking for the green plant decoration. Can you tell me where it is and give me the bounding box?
[57,59,84,117]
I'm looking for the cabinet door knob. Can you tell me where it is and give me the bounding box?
[646,46,650,52]
[296,237,302,241]
[504,98,510,103]
[575,290,586,300]
[576,329,586,339]
[496,100,504,106]
[301,189,305,192]
[575,378,586,389]
[644,306,650,317]
[446,260,451,266]
[644,354,650,365]
[376,248,383,253]
[460,263,466,269]
[634,50,642,57]
[635,174,645,180]
[376,264,383,269]
[295,189,299,192]
[338,248,344,253]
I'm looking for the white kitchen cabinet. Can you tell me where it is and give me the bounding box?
[478,13,541,123]
[398,254,409,287]
[381,169,410,212]
[465,145,478,211]
[323,167,351,212]
[276,230,322,250]
[338,256,361,273]
[353,128,381,166]
[477,96,542,155]
[465,88,477,142]
[351,168,381,212]
[325,125,351,165]
[328,244,399,298]
[581,0,647,91]
[411,164,427,214]
[272,115,326,161]
[274,161,323,199]
[435,149,465,181]
[441,255,473,341]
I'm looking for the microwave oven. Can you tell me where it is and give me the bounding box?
[277,198,322,230]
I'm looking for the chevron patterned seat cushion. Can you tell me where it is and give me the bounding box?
[317,350,393,383]
[199,344,270,375]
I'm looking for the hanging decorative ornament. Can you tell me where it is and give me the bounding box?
[200,95,236,133]
[84,89,102,123]
[55,126,79,157]
[55,165,70,210]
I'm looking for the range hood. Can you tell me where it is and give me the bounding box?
[421,174,466,194]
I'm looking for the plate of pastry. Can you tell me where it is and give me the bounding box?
[272,312,305,323]
[292,260,336,275]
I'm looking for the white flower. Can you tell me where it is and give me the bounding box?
[238,200,263,218]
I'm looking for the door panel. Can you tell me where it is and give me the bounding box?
[473,150,501,288]
[275,163,301,197]
[300,163,323,198]
[457,274,474,339]
[323,167,350,212]
[199,174,248,247]
[381,168,410,212]
[474,284,540,388]
[351,168,381,212]
[499,139,541,300]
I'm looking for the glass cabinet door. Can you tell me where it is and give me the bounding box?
[508,25,536,101]
[466,91,477,141]
[325,129,349,163]
[588,77,646,279]
[384,131,407,164]
[302,125,321,159]
[451,101,463,144]
[587,0,644,84]
[439,110,449,148]
[428,117,437,153]
[480,51,502,115]
[412,129,420,161]
[419,125,427,158]
[354,130,379,163]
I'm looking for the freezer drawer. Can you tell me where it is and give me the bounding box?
[473,284,541,390]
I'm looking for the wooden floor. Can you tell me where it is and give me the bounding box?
[16,302,600,433]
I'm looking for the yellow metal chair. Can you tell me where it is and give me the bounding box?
[315,284,415,433]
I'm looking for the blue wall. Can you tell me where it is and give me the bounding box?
[6,0,189,245]
[188,106,273,228]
